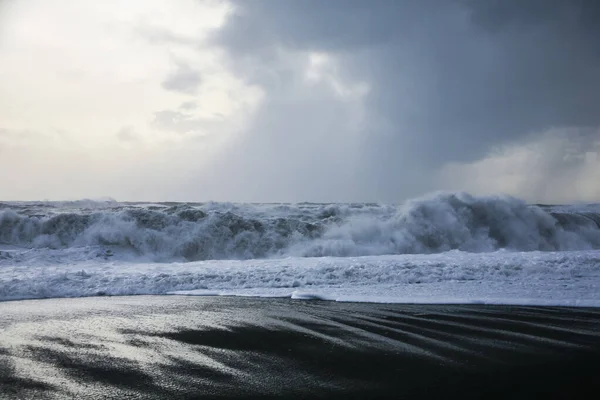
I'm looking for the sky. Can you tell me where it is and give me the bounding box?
[1,0,599,203]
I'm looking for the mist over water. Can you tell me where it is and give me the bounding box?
[1,192,599,262]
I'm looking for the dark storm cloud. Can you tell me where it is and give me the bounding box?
[128,0,600,201]
[466,0,600,34]
[201,0,600,201]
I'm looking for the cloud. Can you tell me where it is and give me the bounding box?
[0,128,49,148]
[116,126,138,142]
[151,108,223,136]
[201,0,600,202]
[161,59,202,94]
[191,50,371,202]
[0,0,241,201]
[3,0,600,202]
[439,128,600,204]
[179,101,197,110]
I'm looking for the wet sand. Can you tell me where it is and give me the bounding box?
[1,296,600,399]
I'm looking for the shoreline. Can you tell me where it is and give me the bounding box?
[2,290,600,308]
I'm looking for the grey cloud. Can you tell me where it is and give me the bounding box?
[439,128,600,203]
[466,0,600,34]
[195,77,369,202]
[116,126,138,142]
[151,109,220,136]
[161,60,202,94]
[0,128,42,145]
[198,0,600,201]
[218,0,600,149]
[136,25,198,47]
[179,101,197,110]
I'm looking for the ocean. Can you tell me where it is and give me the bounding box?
[1,191,600,305]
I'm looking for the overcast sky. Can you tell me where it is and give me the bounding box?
[1,0,599,203]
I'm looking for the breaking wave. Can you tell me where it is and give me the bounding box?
[1,192,600,261]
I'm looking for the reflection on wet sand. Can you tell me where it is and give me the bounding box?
[1,296,600,399]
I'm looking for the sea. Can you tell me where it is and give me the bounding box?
[1,192,599,305]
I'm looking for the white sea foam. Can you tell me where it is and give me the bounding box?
[1,248,599,305]
[1,193,600,261]
[1,192,600,305]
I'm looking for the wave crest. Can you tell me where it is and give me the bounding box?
[1,193,599,261]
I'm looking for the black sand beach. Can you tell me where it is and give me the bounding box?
[1,296,600,399]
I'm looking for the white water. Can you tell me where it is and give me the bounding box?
[1,192,600,305]
[0,248,599,305]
